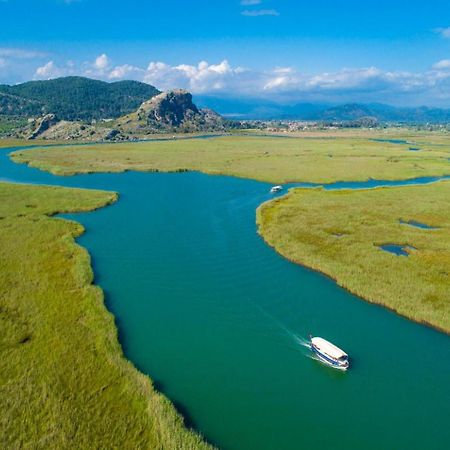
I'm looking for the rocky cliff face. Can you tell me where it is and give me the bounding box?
[28,114,59,139]
[118,89,226,134]
[30,120,122,141]
[137,90,199,127]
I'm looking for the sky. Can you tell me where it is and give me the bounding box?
[2,0,450,106]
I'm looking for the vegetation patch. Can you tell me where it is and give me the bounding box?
[10,133,450,183]
[0,77,160,121]
[0,116,28,137]
[0,182,211,449]
[257,182,450,333]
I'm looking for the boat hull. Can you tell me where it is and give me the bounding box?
[311,344,349,370]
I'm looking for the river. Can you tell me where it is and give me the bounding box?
[1,144,449,450]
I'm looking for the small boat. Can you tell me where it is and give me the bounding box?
[270,185,283,193]
[310,336,349,370]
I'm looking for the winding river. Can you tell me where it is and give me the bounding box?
[1,143,450,450]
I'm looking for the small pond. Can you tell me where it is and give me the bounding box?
[400,219,438,230]
[380,244,416,256]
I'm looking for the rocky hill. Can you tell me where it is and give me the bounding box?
[22,89,227,140]
[116,89,226,135]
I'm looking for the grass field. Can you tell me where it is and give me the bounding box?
[10,133,450,183]
[257,181,450,333]
[0,182,211,449]
[2,131,450,446]
[0,139,50,149]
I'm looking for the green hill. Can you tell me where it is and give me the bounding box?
[0,76,160,121]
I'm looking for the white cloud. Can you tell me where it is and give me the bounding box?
[94,53,109,70]
[83,53,112,77]
[432,59,450,70]
[435,27,450,38]
[261,66,440,100]
[34,61,67,79]
[0,58,7,68]
[143,60,248,93]
[241,9,279,16]
[109,64,143,79]
[27,56,450,105]
[0,47,47,59]
[307,67,385,90]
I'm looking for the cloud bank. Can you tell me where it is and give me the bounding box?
[26,54,450,106]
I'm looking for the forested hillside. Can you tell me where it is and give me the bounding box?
[0,77,160,121]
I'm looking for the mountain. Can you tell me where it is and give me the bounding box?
[3,75,450,127]
[194,96,329,120]
[0,76,160,121]
[196,96,450,123]
[116,89,226,134]
[307,103,450,123]
[309,103,377,121]
[23,89,227,140]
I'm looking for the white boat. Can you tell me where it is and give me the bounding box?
[270,185,283,193]
[310,336,349,370]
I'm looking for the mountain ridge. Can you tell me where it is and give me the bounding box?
[195,95,450,123]
[23,89,227,140]
[0,76,160,121]
[2,76,450,125]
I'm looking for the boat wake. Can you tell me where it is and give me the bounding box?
[247,300,349,369]
[247,298,312,357]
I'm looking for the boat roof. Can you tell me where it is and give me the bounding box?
[312,337,348,359]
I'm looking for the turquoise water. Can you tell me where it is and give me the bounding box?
[1,146,450,450]
[400,219,439,230]
[379,244,415,256]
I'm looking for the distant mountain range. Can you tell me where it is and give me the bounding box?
[0,76,160,121]
[2,76,450,124]
[195,96,450,124]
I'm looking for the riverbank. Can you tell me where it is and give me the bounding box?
[256,182,450,334]
[10,134,450,183]
[0,182,211,449]
[2,137,450,449]
[7,134,450,334]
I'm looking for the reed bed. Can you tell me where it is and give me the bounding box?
[0,182,211,449]
[11,133,450,183]
[257,181,450,333]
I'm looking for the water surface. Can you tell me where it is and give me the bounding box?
[1,146,449,450]
[380,244,415,256]
[371,138,409,145]
[399,219,439,230]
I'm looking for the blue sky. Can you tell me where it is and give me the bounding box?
[2,0,450,105]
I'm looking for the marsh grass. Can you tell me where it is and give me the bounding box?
[10,133,450,183]
[0,182,211,449]
[257,182,450,333]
